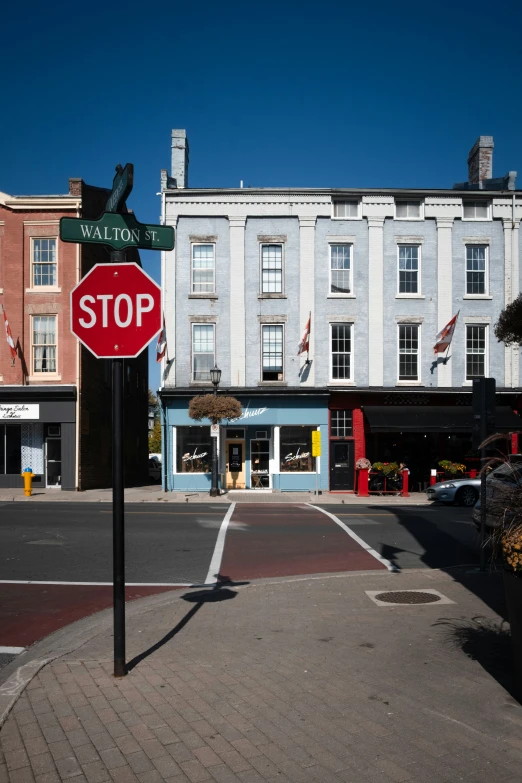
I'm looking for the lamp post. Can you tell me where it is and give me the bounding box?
[210,365,221,497]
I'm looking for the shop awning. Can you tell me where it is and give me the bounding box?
[363,406,521,433]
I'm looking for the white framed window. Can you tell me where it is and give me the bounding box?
[261,244,283,293]
[331,410,353,437]
[329,244,352,295]
[192,324,215,381]
[32,315,57,373]
[398,324,419,382]
[191,244,215,293]
[466,325,487,379]
[463,200,490,220]
[32,238,57,287]
[395,200,422,220]
[330,323,352,381]
[332,200,360,219]
[262,324,283,381]
[398,245,420,294]
[465,244,488,295]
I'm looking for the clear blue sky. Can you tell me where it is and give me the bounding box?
[2,0,521,391]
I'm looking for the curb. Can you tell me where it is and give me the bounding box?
[0,587,187,728]
[0,566,412,728]
[0,564,488,729]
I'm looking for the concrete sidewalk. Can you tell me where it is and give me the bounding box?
[0,486,432,505]
[1,568,520,783]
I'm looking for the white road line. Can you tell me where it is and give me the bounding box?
[204,502,236,585]
[307,504,397,572]
[0,646,25,655]
[0,580,192,587]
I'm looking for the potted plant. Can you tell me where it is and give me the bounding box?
[438,459,466,480]
[371,461,400,493]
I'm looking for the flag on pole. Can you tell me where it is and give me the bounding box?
[3,309,17,363]
[297,313,311,355]
[434,312,459,355]
[156,317,167,362]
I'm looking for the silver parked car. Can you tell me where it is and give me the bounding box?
[426,476,481,507]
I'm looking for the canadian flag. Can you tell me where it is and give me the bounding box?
[434,312,459,354]
[156,317,167,362]
[3,310,17,362]
[297,313,311,356]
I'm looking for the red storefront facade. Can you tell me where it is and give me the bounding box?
[328,390,522,493]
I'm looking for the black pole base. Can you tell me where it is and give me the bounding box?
[209,488,219,497]
[114,661,127,678]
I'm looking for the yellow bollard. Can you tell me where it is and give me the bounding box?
[21,469,34,497]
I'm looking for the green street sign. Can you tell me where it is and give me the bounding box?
[60,212,175,251]
[106,163,134,213]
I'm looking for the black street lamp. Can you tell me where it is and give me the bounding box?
[210,365,221,496]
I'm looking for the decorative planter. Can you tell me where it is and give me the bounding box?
[503,569,522,701]
[357,468,369,497]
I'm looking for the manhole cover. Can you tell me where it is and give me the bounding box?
[374,591,441,604]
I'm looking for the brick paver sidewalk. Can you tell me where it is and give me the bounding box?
[0,486,431,505]
[1,569,521,782]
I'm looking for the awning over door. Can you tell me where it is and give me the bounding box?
[363,406,521,433]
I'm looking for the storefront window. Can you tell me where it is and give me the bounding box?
[0,426,22,474]
[280,426,316,472]
[177,427,212,473]
[251,440,270,488]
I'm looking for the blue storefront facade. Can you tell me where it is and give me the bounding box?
[162,394,329,493]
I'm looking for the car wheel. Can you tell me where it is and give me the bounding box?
[456,486,478,507]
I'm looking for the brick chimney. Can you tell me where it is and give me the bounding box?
[467,136,494,184]
[171,129,189,188]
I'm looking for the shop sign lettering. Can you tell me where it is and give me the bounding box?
[284,448,311,463]
[229,402,268,423]
[182,449,208,462]
[0,404,39,420]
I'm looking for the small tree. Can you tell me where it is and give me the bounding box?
[495,293,522,346]
[188,394,242,425]
[148,421,162,454]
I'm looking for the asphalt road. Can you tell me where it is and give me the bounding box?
[316,503,481,571]
[0,500,481,662]
[0,502,228,584]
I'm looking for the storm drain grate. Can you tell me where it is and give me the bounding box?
[366,589,455,607]
[375,591,440,604]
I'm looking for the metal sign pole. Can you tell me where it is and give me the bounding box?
[473,378,495,574]
[111,249,126,677]
[479,446,487,572]
[65,165,169,679]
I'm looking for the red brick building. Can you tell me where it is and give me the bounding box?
[0,179,148,490]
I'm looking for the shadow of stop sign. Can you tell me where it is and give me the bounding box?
[71,263,162,358]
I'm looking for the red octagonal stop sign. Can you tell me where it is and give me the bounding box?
[71,263,162,358]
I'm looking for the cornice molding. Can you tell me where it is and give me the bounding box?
[1,195,80,210]
[362,195,395,204]
[166,193,332,204]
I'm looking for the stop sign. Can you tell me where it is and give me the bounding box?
[71,263,161,358]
